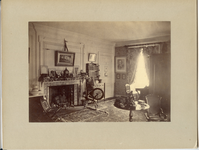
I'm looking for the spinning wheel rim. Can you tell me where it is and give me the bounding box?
[91,88,104,100]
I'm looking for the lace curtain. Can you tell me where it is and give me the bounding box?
[126,48,141,85]
[127,44,165,86]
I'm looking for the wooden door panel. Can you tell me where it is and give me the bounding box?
[99,53,114,98]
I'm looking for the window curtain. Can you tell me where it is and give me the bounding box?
[142,51,150,81]
[127,42,170,87]
[143,45,162,81]
[126,48,141,85]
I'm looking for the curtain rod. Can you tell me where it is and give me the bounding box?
[125,42,163,48]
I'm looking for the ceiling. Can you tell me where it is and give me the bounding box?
[36,21,170,44]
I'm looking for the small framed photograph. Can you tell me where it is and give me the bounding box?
[88,53,97,62]
[116,73,120,79]
[55,51,75,66]
[48,68,56,78]
[115,57,126,73]
[74,65,79,77]
[122,74,126,80]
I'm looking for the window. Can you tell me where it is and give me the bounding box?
[130,49,149,90]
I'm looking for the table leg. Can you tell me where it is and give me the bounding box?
[129,109,133,122]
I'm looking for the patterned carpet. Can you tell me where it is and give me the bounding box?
[53,99,148,122]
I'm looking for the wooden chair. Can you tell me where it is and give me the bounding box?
[144,94,167,121]
[136,86,149,101]
[40,96,62,121]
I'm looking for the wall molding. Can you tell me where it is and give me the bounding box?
[32,22,115,49]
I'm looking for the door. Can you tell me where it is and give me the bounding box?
[99,53,114,98]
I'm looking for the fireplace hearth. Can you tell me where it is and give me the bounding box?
[49,85,74,107]
[43,80,81,106]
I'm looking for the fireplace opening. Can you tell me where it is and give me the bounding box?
[49,85,74,107]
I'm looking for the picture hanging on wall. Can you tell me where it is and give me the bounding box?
[55,51,75,66]
[88,53,97,62]
[74,65,79,77]
[116,73,120,79]
[122,74,126,80]
[115,57,126,73]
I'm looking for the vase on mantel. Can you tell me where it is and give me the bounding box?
[30,85,39,96]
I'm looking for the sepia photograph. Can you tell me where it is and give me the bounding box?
[115,57,126,73]
[55,51,75,66]
[29,21,171,123]
[2,0,197,149]
[88,53,97,62]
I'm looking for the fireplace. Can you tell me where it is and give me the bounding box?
[49,85,74,106]
[43,80,81,106]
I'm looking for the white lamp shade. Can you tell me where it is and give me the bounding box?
[41,66,48,74]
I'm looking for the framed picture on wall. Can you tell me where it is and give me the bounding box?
[55,51,75,66]
[88,53,97,62]
[115,57,126,73]
[73,65,79,77]
[122,74,126,80]
[116,73,120,79]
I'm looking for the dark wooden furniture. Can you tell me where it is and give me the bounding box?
[85,78,105,102]
[40,96,62,121]
[144,94,167,121]
[29,96,54,122]
[86,63,100,81]
[135,86,149,101]
[149,54,170,113]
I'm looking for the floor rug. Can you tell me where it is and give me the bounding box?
[55,108,108,122]
[86,101,108,111]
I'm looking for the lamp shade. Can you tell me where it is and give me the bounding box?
[41,65,48,74]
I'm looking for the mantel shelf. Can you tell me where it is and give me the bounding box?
[29,93,44,98]
[43,79,80,83]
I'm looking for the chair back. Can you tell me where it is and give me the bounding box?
[136,86,149,101]
[40,97,51,112]
[145,94,162,115]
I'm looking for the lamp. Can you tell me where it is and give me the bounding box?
[39,65,48,86]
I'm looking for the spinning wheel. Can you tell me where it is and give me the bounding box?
[82,87,105,109]
[90,88,104,100]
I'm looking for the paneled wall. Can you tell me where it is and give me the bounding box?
[114,46,128,96]
[29,23,115,98]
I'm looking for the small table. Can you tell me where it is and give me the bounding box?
[129,101,150,122]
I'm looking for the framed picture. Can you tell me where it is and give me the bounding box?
[116,73,120,79]
[122,74,126,80]
[48,68,56,78]
[55,51,75,66]
[115,57,126,73]
[74,65,79,77]
[88,53,97,62]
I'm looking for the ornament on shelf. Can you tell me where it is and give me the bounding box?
[30,85,40,96]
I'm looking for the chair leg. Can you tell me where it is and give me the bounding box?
[158,108,167,120]
[144,112,150,121]
[129,109,133,122]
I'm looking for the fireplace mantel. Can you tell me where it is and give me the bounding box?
[43,80,81,105]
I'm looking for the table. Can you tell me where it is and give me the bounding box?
[129,101,150,122]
